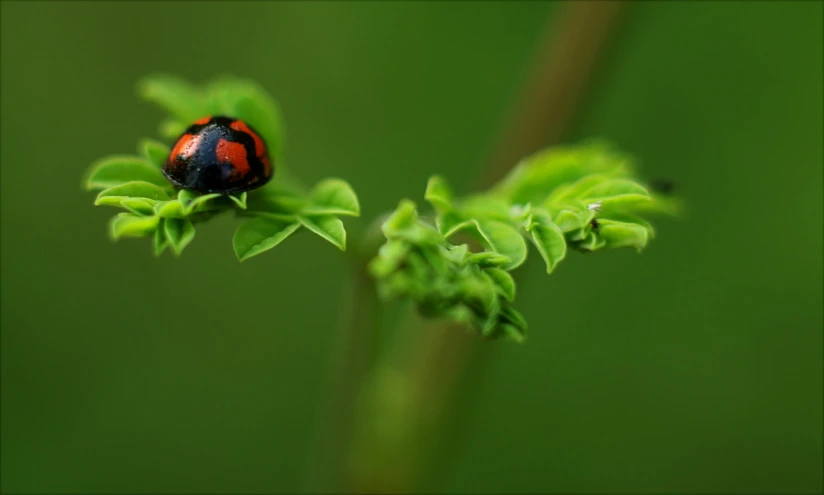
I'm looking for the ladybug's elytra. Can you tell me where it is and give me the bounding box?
[162,116,273,194]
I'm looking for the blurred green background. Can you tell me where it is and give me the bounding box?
[1,1,821,493]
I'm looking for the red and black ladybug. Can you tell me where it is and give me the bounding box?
[162,116,273,194]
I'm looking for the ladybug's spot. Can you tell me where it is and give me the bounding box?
[170,133,200,161]
[216,138,250,175]
[194,116,212,125]
[230,120,266,157]
[261,156,272,176]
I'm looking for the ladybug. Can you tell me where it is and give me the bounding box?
[162,116,273,194]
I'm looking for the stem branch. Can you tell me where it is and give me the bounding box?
[314,1,630,491]
[347,1,629,492]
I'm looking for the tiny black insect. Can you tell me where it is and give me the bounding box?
[590,218,600,230]
[650,178,675,195]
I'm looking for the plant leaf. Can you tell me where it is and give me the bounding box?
[576,231,607,252]
[581,178,651,210]
[163,218,196,255]
[120,198,156,216]
[95,181,171,209]
[246,181,307,214]
[526,212,567,273]
[461,195,512,223]
[544,174,610,206]
[153,219,168,256]
[154,200,187,218]
[382,200,418,235]
[229,192,248,210]
[370,240,410,277]
[303,178,360,217]
[485,267,516,302]
[553,209,592,233]
[109,213,159,240]
[436,211,472,238]
[206,76,285,158]
[472,219,527,270]
[424,175,454,212]
[159,119,187,140]
[84,156,168,191]
[597,220,650,252]
[178,190,222,214]
[500,323,526,343]
[298,215,346,250]
[492,143,632,204]
[232,216,300,261]
[234,94,285,160]
[466,251,512,268]
[138,75,207,124]
[140,138,170,168]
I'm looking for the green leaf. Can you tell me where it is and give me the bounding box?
[178,190,222,214]
[234,94,285,159]
[553,209,592,233]
[232,216,300,261]
[163,218,196,255]
[177,189,197,204]
[120,198,156,216]
[461,195,512,223]
[246,181,307,214]
[466,251,512,268]
[600,212,655,238]
[95,181,171,208]
[436,211,472,238]
[424,175,454,212]
[304,178,360,217]
[443,244,469,266]
[229,192,248,210]
[140,138,170,168]
[84,156,168,191]
[206,76,285,158]
[492,144,632,204]
[138,75,207,123]
[382,200,418,235]
[485,268,516,302]
[159,119,187,140]
[581,178,651,210]
[583,178,649,198]
[526,212,567,274]
[500,323,526,343]
[154,200,187,218]
[544,173,610,205]
[576,231,607,252]
[109,213,159,240]
[298,215,346,250]
[500,305,528,331]
[370,240,410,277]
[472,219,527,270]
[597,220,650,252]
[479,297,504,337]
[153,220,168,256]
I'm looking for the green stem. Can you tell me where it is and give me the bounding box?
[304,213,390,492]
[304,257,380,492]
[344,1,630,492]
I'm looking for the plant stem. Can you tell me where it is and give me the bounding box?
[305,256,380,492]
[344,1,630,492]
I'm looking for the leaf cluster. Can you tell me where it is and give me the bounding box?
[370,200,527,342]
[370,141,677,341]
[83,76,360,260]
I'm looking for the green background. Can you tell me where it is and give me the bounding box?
[1,1,821,493]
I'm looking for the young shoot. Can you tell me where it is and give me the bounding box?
[83,75,360,260]
[370,142,678,341]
